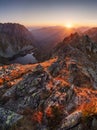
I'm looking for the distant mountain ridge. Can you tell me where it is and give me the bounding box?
[31,26,77,61]
[31,26,76,47]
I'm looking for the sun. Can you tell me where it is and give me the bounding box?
[65,23,73,28]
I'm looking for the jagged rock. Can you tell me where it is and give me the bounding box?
[85,27,97,43]
[48,60,65,77]
[33,64,44,74]
[1,66,50,113]
[48,62,60,77]
[69,124,83,130]
[66,85,75,103]
[61,111,82,130]
[0,107,23,130]
[2,86,16,98]
[92,117,97,130]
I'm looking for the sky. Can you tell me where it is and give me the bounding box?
[0,0,97,27]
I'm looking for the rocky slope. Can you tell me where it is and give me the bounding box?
[0,23,36,64]
[0,33,97,130]
[84,27,97,43]
[54,33,97,89]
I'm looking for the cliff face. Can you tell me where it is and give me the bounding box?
[0,23,35,58]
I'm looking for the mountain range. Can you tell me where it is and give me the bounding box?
[0,24,97,130]
[1,23,97,64]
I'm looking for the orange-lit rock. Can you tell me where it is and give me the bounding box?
[0,78,3,85]
[33,111,43,124]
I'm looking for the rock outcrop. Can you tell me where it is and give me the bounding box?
[54,33,97,89]
[85,27,97,43]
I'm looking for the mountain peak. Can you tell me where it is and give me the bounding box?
[0,23,36,64]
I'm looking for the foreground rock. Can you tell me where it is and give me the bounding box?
[0,61,97,130]
[61,111,82,130]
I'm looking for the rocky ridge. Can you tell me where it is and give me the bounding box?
[85,27,97,43]
[0,34,97,130]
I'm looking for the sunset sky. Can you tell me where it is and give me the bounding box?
[0,0,97,27]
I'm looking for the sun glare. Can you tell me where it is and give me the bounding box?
[65,23,73,28]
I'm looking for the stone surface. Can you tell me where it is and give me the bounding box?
[0,107,23,130]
